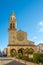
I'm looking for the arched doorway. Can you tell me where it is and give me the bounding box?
[29,48,34,54]
[10,49,16,57]
[18,48,24,54]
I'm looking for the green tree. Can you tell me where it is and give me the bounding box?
[10,49,16,57]
[33,53,40,63]
[11,52,15,57]
[29,48,34,54]
[23,48,34,60]
[17,53,23,59]
[24,48,30,59]
[24,48,29,55]
[39,53,43,63]
[24,48,34,56]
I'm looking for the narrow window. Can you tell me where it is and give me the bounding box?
[10,23,12,29]
[13,23,15,29]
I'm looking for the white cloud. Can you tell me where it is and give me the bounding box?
[33,36,38,39]
[39,28,43,32]
[39,21,43,26]
[38,21,43,32]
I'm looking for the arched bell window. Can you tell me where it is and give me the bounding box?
[13,23,15,29]
[10,23,12,29]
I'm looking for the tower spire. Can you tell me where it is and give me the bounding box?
[11,11,14,16]
[11,11,16,20]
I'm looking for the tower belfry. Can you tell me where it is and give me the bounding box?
[9,11,16,30]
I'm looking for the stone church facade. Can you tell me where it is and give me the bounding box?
[7,12,37,57]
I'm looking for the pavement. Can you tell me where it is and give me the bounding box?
[1,57,41,65]
[0,57,25,65]
[4,60,25,65]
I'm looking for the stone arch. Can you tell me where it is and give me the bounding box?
[10,49,16,57]
[10,49,16,53]
[29,48,34,54]
[24,48,29,54]
[18,48,24,54]
[29,48,34,51]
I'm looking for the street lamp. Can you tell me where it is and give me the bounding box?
[24,56,27,65]
[25,60,26,65]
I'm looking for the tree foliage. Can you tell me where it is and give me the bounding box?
[33,53,40,63]
[10,52,15,57]
[17,53,23,59]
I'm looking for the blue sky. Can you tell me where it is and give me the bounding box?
[0,0,43,50]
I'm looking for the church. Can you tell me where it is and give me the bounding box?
[7,12,37,57]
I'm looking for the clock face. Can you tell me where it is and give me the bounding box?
[17,31,25,41]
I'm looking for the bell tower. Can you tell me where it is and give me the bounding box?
[8,11,17,45]
[9,11,17,30]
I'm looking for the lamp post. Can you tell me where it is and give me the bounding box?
[25,60,26,65]
[38,61,39,65]
[24,55,26,65]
